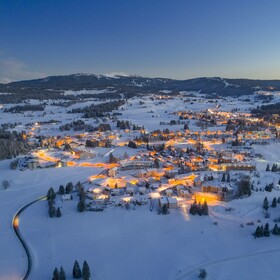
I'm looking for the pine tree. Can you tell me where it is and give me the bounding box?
[154,158,160,169]
[271,197,277,208]
[227,173,230,182]
[202,201,208,215]
[264,223,270,237]
[59,266,66,280]
[58,185,65,195]
[222,174,226,182]
[53,267,59,280]
[66,182,74,194]
[254,226,261,238]
[263,197,269,210]
[73,260,82,279]
[266,164,270,171]
[197,202,202,216]
[77,200,85,212]
[162,204,168,215]
[272,224,279,235]
[108,153,117,163]
[278,197,280,204]
[56,207,62,217]
[82,261,91,280]
[189,203,196,215]
[47,187,56,200]
[198,268,207,280]
[49,206,56,218]
[259,225,264,237]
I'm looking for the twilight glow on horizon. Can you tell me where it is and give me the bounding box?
[1,0,280,82]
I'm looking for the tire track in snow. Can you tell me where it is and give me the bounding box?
[175,247,280,280]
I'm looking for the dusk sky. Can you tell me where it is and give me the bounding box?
[1,0,280,82]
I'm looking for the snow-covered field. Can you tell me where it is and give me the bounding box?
[20,191,280,280]
[1,92,280,280]
[0,160,101,280]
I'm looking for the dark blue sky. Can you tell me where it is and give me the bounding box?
[1,0,280,82]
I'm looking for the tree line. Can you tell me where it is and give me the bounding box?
[53,260,91,280]
[68,100,125,118]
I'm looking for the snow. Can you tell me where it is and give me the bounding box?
[1,92,280,280]
[63,89,116,96]
[104,72,130,79]
[19,191,280,280]
[0,159,101,280]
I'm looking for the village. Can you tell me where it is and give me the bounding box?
[11,93,280,216]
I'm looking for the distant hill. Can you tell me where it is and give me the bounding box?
[1,73,280,98]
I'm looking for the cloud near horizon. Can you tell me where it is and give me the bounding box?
[0,54,46,83]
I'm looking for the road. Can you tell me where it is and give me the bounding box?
[12,196,47,280]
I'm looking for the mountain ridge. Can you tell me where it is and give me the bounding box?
[1,73,280,97]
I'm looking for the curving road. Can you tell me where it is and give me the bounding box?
[12,196,47,280]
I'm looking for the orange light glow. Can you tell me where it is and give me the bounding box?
[13,217,19,228]
[192,192,220,206]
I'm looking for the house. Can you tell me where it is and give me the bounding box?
[56,160,67,168]
[62,194,72,201]
[111,188,123,196]
[126,186,135,195]
[178,188,191,198]
[108,168,117,177]
[159,196,178,209]
[165,189,173,197]
[167,197,178,209]
[201,181,234,201]
[159,196,168,208]
[138,187,146,195]
[27,158,39,169]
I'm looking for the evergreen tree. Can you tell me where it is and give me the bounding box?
[254,226,261,238]
[59,266,66,280]
[259,225,264,237]
[227,173,230,182]
[271,197,277,208]
[79,187,86,201]
[278,197,280,204]
[237,176,251,197]
[264,223,270,237]
[82,261,91,280]
[222,174,226,182]
[49,206,56,218]
[73,260,82,279]
[202,201,208,215]
[154,158,160,169]
[266,164,270,171]
[263,197,269,211]
[65,182,74,194]
[162,204,168,215]
[108,153,117,163]
[189,203,196,215]
[272,224,279,235]
[77,200,85,212]
[53,267,59,280]
[197,202,202,216]
[198,268,207,280]
[48,199,55,208]
[58,185,65,195]
[47,187,56,200]
[56,207,62,217]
